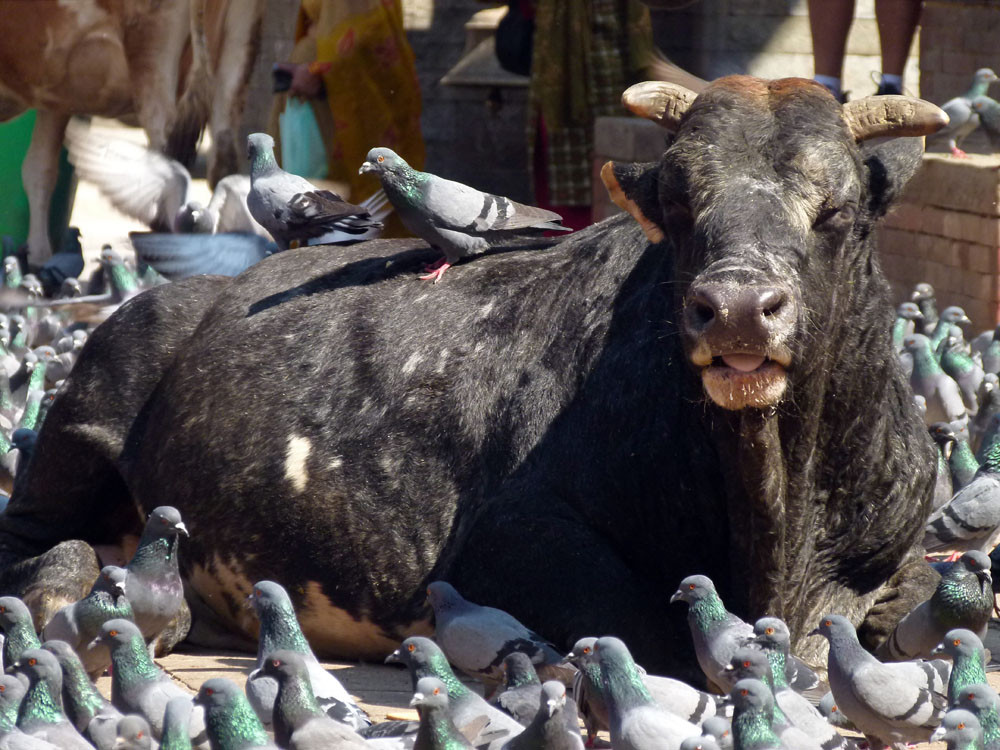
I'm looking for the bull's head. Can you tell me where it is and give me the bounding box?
[603,77,946,411]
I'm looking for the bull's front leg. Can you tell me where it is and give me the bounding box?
[858,553,940,654]
[22,110,69,268]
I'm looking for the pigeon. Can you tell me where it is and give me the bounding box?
[893,302,924,351]
[729,679,782,750]
[42,565,132,679]
[129,233,276,280]
[748,618,820,697]
[670,576,817,694]
[932,422,981,492]
[252,650,368,750]
[160,697,195,750]
[724,650,788,724]
[500,681,583,750]
[924,442,1000,554]
[913,284,941,336]
[931,307,973,354]
[246,133,382,251]
[933,629,989,706]
[40,639,122,750]
[424,581,570,689]
[931,709,985,750]
[594,636,700,750]
[10,649,93,749]
[981,329,1000,376]
[490,653,542,726]
[565,639,609,746]
[0,598,41,668]
[65,120,268,237]
[115,715,154,750]
[194,678,278,750]
[905,334,968,425]
[680,739,722,750]
[955,684,1000,750]
[811,614,947,748]
[93,619,206,744]
[931,68,1000,157]
[972,97,1000,152]
[359,147,571,282]
[974,377,1000,453]
[245,580,369,730]
[815,694,854,732]
[878,551,993,660]
[411,676,476,750]
[940,333,986,416]
[0,675,59,750]
[124,506,187,655]
[702,717,733,750]
[385,636,523,748]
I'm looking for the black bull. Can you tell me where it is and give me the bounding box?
[0,77,948,677]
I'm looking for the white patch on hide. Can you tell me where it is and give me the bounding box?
[402,352,423,375]
[284,435,311,493]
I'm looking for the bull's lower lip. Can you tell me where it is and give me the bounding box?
[701,358,788,410]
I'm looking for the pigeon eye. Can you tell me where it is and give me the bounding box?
[583,647,590,654]
[824,620,831,627]
[377,155,385,163]
[137,732,144,739]
[688,583,695,590]
[740,689,748,696]
[954,639,961,645]
[433,687,440,695]
[0,685,5,692]
[958,723,966,730]
[205,688,214,696]
[0,606,5,613]
[743,661,750,667]
[272,659,280,667]
[27,658,36,666]
[408,643,415,652]
[109,630,118,637]
[765,628,774,635]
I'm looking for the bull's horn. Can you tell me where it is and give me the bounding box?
[842,96,949,141]
[622,81,697,132]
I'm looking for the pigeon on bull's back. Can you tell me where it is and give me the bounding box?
[359,147,571,283]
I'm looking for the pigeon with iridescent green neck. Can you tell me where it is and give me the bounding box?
[934,629,988,706]
[501,681,582,750]
[973,377,1000,454]
[879,551,993,660]
[939,333,985,415]
[412,676,476,750]
[955,684,1000,750]
[359,147,570,283]
[245,580,368,730]
[566,638,608,746]
[595,636,700,750]
[252,650,364,750]
[731,679,792,750]
[93,619,207,744]
[932,308,973,354]
[670,576,817,694]
[43,565,131,679]
[905,334,967,425]
[893,302,924,352]
[385,636,522,748]
[925,443,1000,553]
[11,649,92,749]
[124,506,187,655]
[0,597,41,668]
[3,258,22,291]
[194,678,277,750]
[932,708,985,750]
[981,329,1000,376]
[0,674,59,750]
[161,697,195,750]
[40,639,121,750]
[703,717,733,750]
[931,423,981,492]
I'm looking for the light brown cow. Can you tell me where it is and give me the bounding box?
[0,0,265,266]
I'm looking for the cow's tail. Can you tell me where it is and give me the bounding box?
[167,0,212,174]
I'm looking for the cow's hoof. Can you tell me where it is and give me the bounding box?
[857,558,940,652]
[5,540,101,631]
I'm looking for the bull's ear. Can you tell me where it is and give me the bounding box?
[861,137,923,218]
[600,161,665,243]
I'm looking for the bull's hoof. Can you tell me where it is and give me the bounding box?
[0,539,100,631]
[858,558,940,652]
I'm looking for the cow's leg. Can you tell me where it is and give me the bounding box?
[859,554,940,654]
[22,110,69,268]
[443,496,699,682]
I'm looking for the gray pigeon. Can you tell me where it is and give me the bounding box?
[702,717,733,750]
[253,650,367,750]
[815,694,854,732]
[424,581,571,688]
[129,233,276,279]
[490,653,542,727]
[40,639,122,750]
[10,649,93,749]
[246,133,382,251]
[93,619,207,744]
[729,679,782,750]
[893,302,924,352]
[954,684,1000,750]
[931,708,985,750]
[594,636,700,750]
[124,506,187,656]
[385,636,523,749]
[245,580,369,730]
[42,565,132,678]
[931,68,1000,157]
[160,696,195,750]
[905,334,967,425]
[972,97,1000,152]
[0,598,41,669]
[980,331,1000,377]
[925,443,1000,553]
[811,615,947,748]
[933,629,988,707]
[879,550,993,660]
[359,147,571,283]
[193,678,278,750]
[0,675,59,750]
[500,682,583,750]
[412,676,475,750]
[115,715,154,750]
[748,618,821,698]
[973,376,1000,454]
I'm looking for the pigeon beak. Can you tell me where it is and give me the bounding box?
[86,636,104,652]
[723,664,734,673]
[175,522,189,537]
[931,727,947,743]
[807,628,821,637]
[385,649,401,665]
[3,664,16,675]
[114,581,127,596]
[359,162,374,175]
[560,652,576,664]
[931,643,945,656]
[961,316,972,325]
[409,693,424,707]
[547,699,558,718]
[669,590,683,603]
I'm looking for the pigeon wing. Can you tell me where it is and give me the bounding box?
[421,177,567,234]
[210,175,271,238]
[130,232,274,278]
[925,476,1000,551]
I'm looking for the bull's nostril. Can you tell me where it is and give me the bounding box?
[691,298,716,326]
[759,290,786,318]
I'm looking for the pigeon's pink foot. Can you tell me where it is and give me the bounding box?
[422,256,449,272]
[419,261,452,283]
[951,147,969,158]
